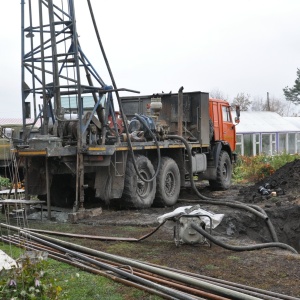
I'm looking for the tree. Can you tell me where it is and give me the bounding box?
[283,68,300,104]
[251,94,292,116]
[209,88,227,100]
[266,96,286,116]
[251,96,265,111]
[231,93,251,111]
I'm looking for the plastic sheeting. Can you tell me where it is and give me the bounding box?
[157,205,224,229]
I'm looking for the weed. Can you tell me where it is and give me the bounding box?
[0,254,65,299]
[0,243,158,300]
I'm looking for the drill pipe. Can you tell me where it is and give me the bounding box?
[1,236,176,300]
[12,227,262,300]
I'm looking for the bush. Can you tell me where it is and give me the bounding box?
[0,176,11,189]
[233,153,300,183]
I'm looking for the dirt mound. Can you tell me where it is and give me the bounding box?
[237,159,300,251]
[239,159,300,204]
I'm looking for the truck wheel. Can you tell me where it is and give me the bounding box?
[154,157,181,207]
[123,155,156,208]
[209,150,232,190]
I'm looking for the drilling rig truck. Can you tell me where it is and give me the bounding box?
[15,0,239,211]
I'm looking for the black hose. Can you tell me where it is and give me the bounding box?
[191,223,298,254]
[248,204,278,242]
[166,134,279,242]
[132,114,161,183]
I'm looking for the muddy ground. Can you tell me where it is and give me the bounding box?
[3,160,300,298]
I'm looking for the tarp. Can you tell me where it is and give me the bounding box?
[157,205,224,229]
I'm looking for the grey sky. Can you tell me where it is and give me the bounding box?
[1,0,300,118]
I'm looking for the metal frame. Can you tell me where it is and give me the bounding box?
[20,0,126,212]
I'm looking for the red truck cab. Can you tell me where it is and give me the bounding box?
[209,98,237,152]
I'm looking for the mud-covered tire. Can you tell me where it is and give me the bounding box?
[209,150,232,190]
[122,155,156,208]
[154,157,180,207]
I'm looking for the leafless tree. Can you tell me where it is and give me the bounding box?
[267,96,286,116]
[252,94,295,116]
[231,93,251,111]
[209,88,228,100]
[251,96,265,111]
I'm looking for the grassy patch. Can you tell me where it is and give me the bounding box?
[0,243,161,300]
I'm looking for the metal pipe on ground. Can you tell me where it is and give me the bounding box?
[3,231,296,300]
[141,261,300,300]
[3,235,208,299]
[1,236,177,300]
[12,227,263,300]
[16,230,199,300]
[2,234,296,300]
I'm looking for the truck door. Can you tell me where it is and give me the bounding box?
[221,105,236,151]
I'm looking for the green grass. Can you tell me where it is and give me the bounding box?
[0,243,161,300]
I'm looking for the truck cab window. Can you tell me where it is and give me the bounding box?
[222,106,231,122]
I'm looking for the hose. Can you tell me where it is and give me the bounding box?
[166,135,279,242]
[131,113,161,183]
[21,219,167,242]
[190,222,298,254]
[248,204,278,242]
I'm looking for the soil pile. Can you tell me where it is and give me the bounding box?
[237,159,300,251]
[239,159,300,204]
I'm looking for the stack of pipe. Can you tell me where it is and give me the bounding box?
[1,224,298,300]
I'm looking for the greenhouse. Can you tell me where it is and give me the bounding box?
[235,111,300,156]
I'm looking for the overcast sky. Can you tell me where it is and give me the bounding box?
[1,0,300,118]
